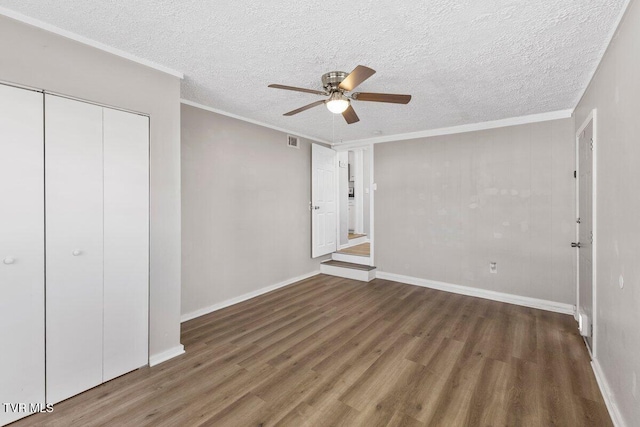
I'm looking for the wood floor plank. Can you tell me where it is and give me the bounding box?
[198,392,268,426]
[386,411,425,427]
[505,356,541,426]
[465,357,510,426]
[352,358,421,426]
[12,274,612,427]
[339,333,418,411]
[423,317,492,425]
[400,337,466,423]
[149,363,277,427]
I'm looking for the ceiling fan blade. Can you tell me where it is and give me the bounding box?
[339,65,376,91]
[352,92,412,104]
[268,84,326,95]
[342,104,360,124]
[283,100,326,116]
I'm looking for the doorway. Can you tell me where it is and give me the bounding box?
[311,143,374,266]
[337,146,373,262]
[576,110,597,356]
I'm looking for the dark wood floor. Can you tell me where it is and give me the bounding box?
[14,274,611,426]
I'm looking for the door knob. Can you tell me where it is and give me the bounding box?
[571,242,581,248]
[72,249,82,256]
[3,257,15,265]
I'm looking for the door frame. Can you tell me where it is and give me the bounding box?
[334,143,375,266]
[353,149,364,235]
[368,145,375,266]
[575,108,598,358]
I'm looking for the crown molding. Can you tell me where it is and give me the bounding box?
[0,6,184,79]
[180,99,331,145]
[334,109,574,149]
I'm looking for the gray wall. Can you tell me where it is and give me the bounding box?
[181,104,324,318]
[375,118,575,304]
[575,0,640,423]
[0,16,183,358]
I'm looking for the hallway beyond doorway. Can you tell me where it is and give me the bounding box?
[338,242,370,257]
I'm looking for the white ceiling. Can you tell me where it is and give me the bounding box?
[0,1,627,143]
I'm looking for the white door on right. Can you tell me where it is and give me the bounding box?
[311,144,337,258]
[578,118,594,352]
[103,108,149,382]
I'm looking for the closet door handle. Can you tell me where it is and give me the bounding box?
[3,256,15,265]
[72,249,82,256]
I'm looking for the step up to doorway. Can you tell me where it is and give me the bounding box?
[331,252,370,265]
[320,260,376,282]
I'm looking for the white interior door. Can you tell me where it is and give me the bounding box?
[103,108,149,381]
[0,85,45,425]
[578,119,594,351]
[45,95,104,404]
[312,144,337,257]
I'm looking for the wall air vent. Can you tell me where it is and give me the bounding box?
[287,135,300,149]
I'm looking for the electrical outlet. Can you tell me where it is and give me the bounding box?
[489,262,497,274]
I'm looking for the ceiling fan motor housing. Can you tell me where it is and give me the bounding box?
[322,71,348,92]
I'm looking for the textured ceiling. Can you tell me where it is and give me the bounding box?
[0,0,627,143]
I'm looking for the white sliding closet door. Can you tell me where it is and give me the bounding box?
[45,95,104,404]
[103,109,149,381]
[0,85,45,425]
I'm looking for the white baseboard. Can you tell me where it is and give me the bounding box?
[180,270,321,323]
[375,271,575,315]
[591,359,627,427]
[149,344,185,367]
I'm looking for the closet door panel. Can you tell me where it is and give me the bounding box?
[0,85,45,425]
[45,95,104,404]
[103,109,149,381]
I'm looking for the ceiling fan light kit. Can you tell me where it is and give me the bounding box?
[326,92,350,114]
[268,65,412,124]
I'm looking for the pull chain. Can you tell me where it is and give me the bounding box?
[332,113,335,145]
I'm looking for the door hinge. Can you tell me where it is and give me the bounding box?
[590,138,594,151]
[577,217,581,224]
[574,170,577,178]
[590,231,593,243]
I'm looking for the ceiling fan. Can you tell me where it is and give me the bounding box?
[268,65,412,124]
